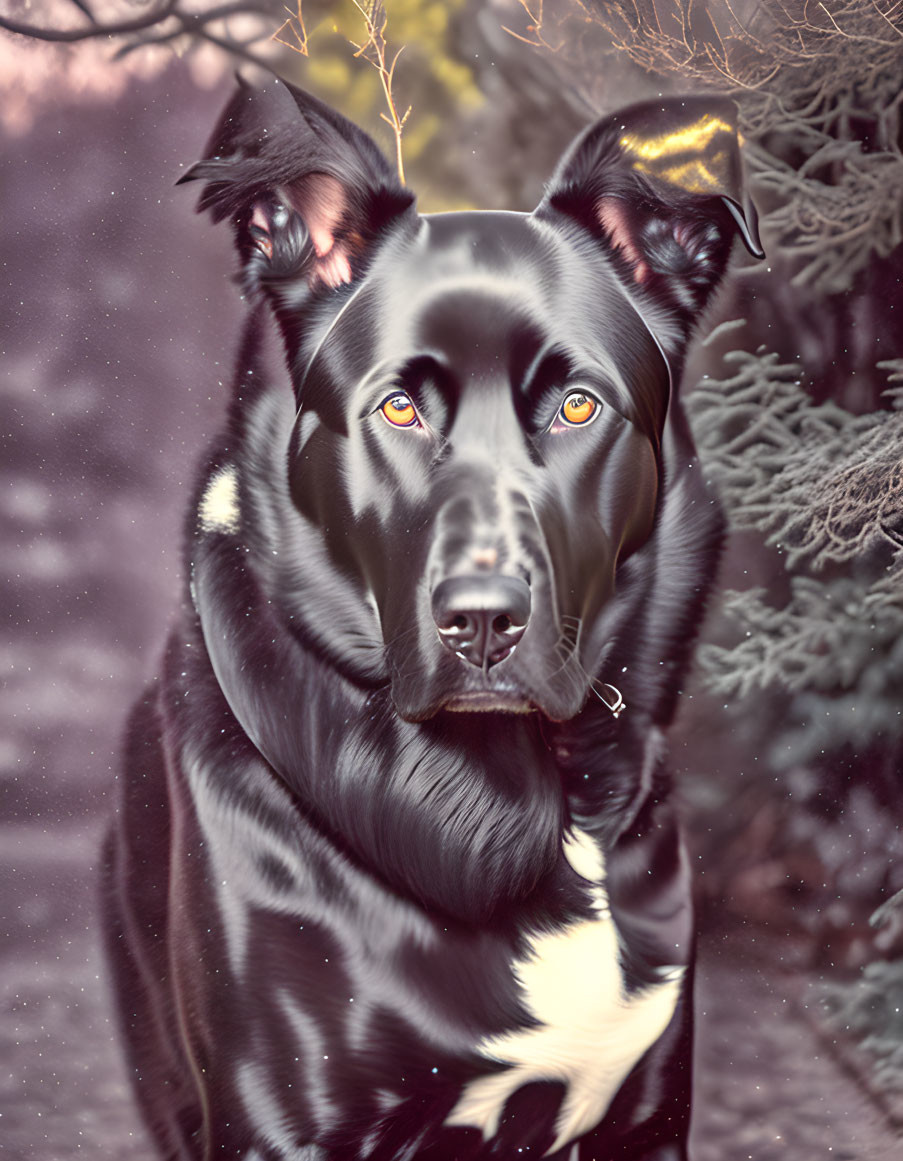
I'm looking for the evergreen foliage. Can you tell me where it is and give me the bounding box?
[818,892,903,1108]
[689,350,903,768]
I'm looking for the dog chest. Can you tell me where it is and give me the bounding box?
[446,830,684,1154]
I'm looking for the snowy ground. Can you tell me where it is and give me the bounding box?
[692,933,902,1161]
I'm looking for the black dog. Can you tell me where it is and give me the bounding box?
[106,77,761,1161]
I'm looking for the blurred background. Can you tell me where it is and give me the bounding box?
[2,1,902,1156]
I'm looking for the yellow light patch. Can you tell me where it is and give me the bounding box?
[632,156,724,195]
[619,114,730,162]
[618,114,736,196]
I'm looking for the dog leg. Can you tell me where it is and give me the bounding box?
[599,789,695,1160]
[106,691,205,1158]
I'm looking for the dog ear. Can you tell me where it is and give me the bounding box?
[539,97,763,324]
[178,77,416,292]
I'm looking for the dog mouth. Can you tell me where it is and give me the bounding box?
[440,689,535,714]
[394,673,581,724]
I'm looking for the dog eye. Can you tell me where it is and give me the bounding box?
[559,392,599,426]
[380,393,419,428]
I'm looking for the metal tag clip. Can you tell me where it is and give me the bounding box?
[593,682,626,719]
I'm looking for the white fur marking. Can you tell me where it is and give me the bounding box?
[446,829,683,1155]
[562,829,606,894]
[199,466,240,535]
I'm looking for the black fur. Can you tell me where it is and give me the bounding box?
[107,78,761,1160]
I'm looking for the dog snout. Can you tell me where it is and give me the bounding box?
[431,575,531,668]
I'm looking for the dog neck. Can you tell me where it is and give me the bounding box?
[187,509,582,923]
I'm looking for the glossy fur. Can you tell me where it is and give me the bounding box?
[106,79,761,1160]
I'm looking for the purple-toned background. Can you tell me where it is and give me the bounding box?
[2,61,240,1156]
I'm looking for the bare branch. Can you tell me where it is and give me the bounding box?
[0,0,181,44]
[347,0,411,185]
[271,0,308,55]
[506,0,571,50]
[0,0,275,61]
[0,0,309,94]
[67,0,97,25]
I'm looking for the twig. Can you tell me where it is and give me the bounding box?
[505,0,567,51]
[271,0,308,55]
[0,0,180,43]
[0,0,273,52]
[273,1,410,185]
[348,1,411,185]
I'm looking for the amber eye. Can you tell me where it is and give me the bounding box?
[559,392,599,426]
[380,392,418,428]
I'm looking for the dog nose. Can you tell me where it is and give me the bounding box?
[431,575,531,668]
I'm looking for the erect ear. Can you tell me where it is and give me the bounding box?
[177,76,416,292]
[538,96,763,325]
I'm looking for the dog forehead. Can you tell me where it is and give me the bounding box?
[366,211,637,366]
[376,212,553,324]
[365,212,667,418]
[416,210,551,270]
[301,208,667,431]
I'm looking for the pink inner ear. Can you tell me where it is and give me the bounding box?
[290,174,353,289]
[249,204,275,259]
[596,197,649,285]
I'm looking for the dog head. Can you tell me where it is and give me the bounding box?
[183,78,761,728]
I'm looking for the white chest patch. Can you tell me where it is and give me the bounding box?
[445,830,684,1155]
[199,466,240,535]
